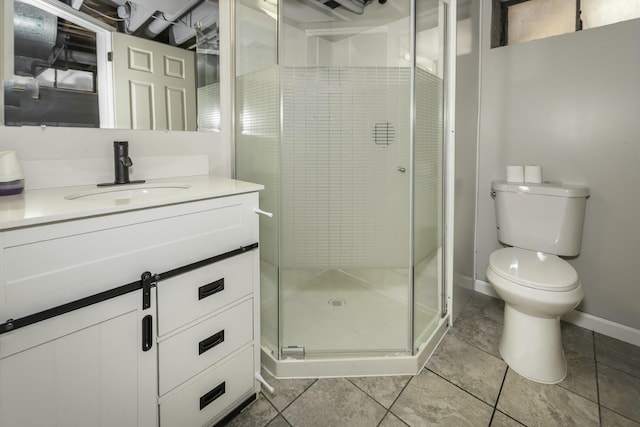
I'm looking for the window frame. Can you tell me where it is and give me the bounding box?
[491,0,584,48]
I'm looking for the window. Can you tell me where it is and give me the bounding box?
[491,0,640,48]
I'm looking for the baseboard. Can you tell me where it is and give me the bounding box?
[563,310,640,347]
[473,279,499,298]
[453,272,475,290]
[473,279,640,347]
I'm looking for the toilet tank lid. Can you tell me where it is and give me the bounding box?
[492,181,589,198]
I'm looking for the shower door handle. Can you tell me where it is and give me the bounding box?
[254,208,274,217]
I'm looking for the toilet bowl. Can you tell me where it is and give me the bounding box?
[487,247,583,383]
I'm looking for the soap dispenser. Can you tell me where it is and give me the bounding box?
[0,151,25,195]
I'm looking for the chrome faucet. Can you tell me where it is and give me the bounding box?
[98,141,145,187]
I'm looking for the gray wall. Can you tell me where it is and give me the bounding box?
[476,0,640,329]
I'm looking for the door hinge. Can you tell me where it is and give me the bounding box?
[107,51,113,62]
[140,271,157,310]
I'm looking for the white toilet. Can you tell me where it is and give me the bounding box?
[486,181,589,384]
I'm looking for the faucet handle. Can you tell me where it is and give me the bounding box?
[120,156,133,168]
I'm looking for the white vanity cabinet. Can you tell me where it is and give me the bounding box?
[0,178,262,427]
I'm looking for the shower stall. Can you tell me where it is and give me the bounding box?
[235,0,455,377]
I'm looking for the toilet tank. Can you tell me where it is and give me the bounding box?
[492,181,589,256]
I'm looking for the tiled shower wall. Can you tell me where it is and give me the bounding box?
[236,65,443,270]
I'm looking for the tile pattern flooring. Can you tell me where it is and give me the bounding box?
[224,292,640,426]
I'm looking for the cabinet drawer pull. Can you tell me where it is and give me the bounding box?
[198,278,224,300]
[142,315,153,351]
[200,381,226,410]
[199,330,225,355]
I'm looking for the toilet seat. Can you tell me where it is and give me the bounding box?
[488,247,579,292]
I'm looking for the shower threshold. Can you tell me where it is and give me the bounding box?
[261,317,448,379]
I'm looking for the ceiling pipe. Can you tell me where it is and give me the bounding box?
[169,1,218,46]
[321,0,365,14]
[144,0,203,38]
[117,2,155,33]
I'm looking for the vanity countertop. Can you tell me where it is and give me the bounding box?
[0,175,264,230]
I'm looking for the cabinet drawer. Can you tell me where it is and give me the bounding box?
[159,346,254,427]
[158,299,253,396]
[156,252,254,336]
[1,193,259,321]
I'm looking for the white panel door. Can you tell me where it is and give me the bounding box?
[0,290,157,427]
[112,32,196,130]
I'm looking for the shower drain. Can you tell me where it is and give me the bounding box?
[328,298,346,308]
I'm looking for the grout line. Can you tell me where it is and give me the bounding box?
[488,367,509,426]
[346,377,397,411]
[354,373,415,427]
[600,409,640,426]
[498,411,526,427]
[252,392,281,427]
[375,373,415,427]
[425,367,496,409]
[450,335,501,361]
[488,407,497,424]
[449,313,504,361]
[593,330,603,425]
[376,411,410,427]
[595,359,640,380]
[266,378,319,426]
[596,360,640,379]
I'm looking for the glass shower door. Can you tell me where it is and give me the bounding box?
[234,0,279,358]
[278,0,414,358]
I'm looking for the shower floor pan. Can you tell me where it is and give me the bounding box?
[262,257,447,378]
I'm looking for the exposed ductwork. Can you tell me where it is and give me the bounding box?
[14,1,58,61]
[116,2,155,33]
[20,0,221,48]
[99,0,208,40]
[144,0,203,38]
[314,0,368,15]
[169,1,218,47]
[14,1,98,77]
[74,0,219,47]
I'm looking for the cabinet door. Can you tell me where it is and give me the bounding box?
[0,289,157,427]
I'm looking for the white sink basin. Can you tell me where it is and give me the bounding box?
[65,183,191,201]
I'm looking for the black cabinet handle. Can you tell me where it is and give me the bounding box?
[142,315,153,351]
[200,382,226,410]
[198,278,224,300]
[199,330,225,355]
